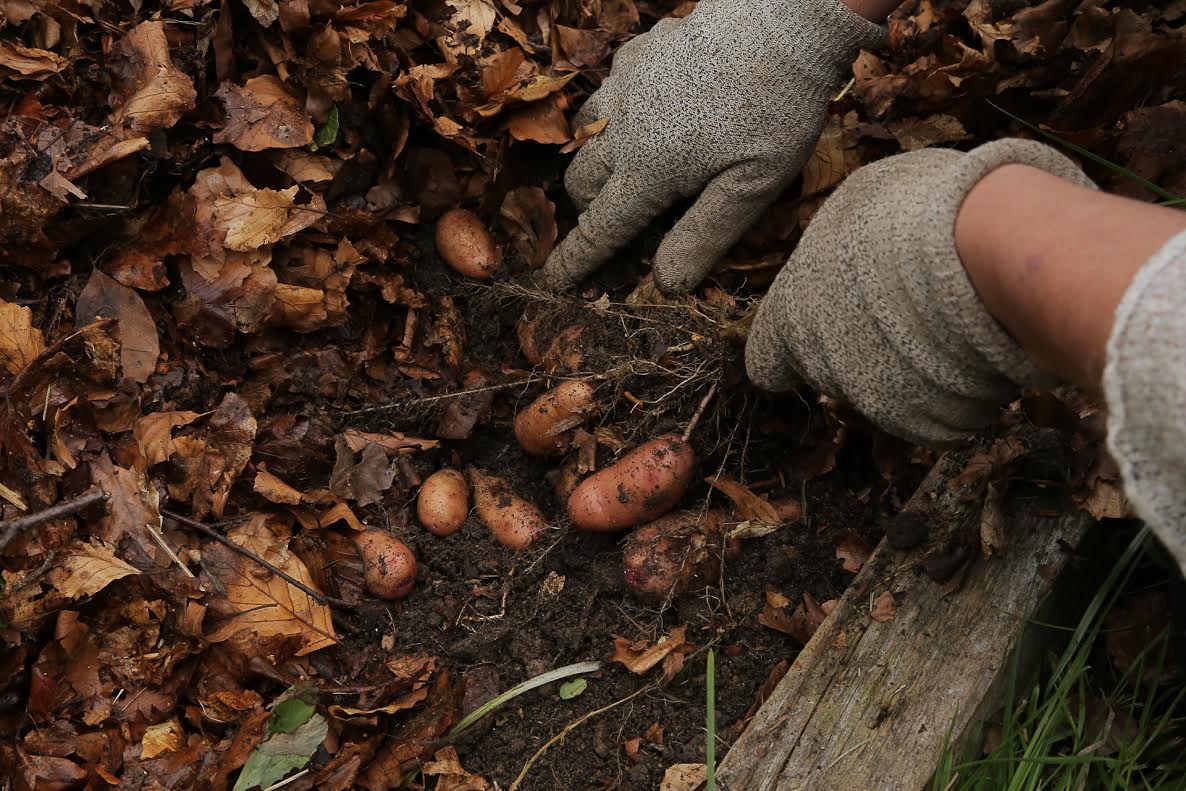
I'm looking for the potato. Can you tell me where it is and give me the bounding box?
[417,469,469,537]
[622,510,735,602]
[436,208,499,280]
[354,530,417,600]
[568,435,696,532]
[514,380,597,456]
[467,467,548,550]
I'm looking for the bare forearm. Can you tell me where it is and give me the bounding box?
[955,165,1186,390]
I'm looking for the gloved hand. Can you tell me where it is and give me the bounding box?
[745,139,1097,447]
[537,0,884,295]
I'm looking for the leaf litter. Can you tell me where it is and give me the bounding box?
[0,0,1181,787]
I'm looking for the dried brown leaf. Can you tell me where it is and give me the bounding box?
[75,270,160,384]
[109,21,197,132]
[47,540,140,599]
[0,42,68,78]
[134,411,203,465]
[0,299,45,375]
[870,590,898,623]
[214,76,315,152]
[254,468,303,505]
[611,625,687,675]
[204,513,337,655]
[705,472,780,525]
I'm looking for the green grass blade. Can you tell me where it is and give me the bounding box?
[448,660,602,738]
[988,102,1184,204]
[707,648,717,791]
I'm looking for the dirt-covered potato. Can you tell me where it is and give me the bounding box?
[622,510,735,602]
[354,530,417,600]
[436,208,499,280]
[467,467,548,550]
[568,435,696,531]
[513,380,596,456]
[417,469,469,537]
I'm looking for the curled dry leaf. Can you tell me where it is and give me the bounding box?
[134,410,202,465]
[214,76,315,152]
[108,21,197,132]
[0,299,45,375]
[705,472,780,525]
[611,625,688,675]
[759,589,836,644]
[203,514,337,655]
[835,530,873,574]
[254,468,303,506]
[47,540,140,599]
[0,41,69,79]
[421,747,491,791]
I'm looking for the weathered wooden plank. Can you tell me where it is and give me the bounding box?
[718,453,1094,791]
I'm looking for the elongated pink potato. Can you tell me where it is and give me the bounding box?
[417,469,469,537]
[513,380,597,456]
[567,435,696,532]
[467,467,548,550]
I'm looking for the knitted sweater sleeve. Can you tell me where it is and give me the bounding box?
[1105,228,1186,573]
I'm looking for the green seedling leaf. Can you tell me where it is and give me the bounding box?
[270,697,316,735]
[311,107,339,152]
[559,678,587,700]
[233,713,327,791]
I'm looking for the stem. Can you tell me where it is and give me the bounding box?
[707,648,717,791]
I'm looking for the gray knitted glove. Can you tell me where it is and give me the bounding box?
[745,139,1097,447]
[538,0,884,295]
[1105,228,1186,575]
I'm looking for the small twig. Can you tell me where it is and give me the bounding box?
[683,381,719,442]
[509,681,658,791]
[161,509,353,609]
[0,489,108,551]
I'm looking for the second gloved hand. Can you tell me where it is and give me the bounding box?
[537,0,883,295]
[745,139,1097,447]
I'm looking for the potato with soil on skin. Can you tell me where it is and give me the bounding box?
[354,530,417,600]
[435,208,499,280]
[467,467,549,550]
[568,435,696,532]
[514,380,597,456]
[417,468,469,537]
[622,510,737,602]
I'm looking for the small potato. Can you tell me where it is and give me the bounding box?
[436,208,499,280]
[354,530,417,600]
[417,469,469,537]
[622,510,734,602]
[568,435,696,532]
[514,380,597,456]
[467,467,548,550]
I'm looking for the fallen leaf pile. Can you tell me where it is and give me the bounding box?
[0,0,1182,786]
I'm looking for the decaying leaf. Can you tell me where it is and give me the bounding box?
[611,626,688,675]
[47,540,140,598]
[835,530,873,574]
[329,436,395,507]
[203,514,337,655]
[255,468,303,505]
[759,589,836,644]
[108,21,197,131]
[134,411,203,465]
[214,76,315,152]
[0,299,45,375]
[706,472,780,525]
[660,763,708,791]
[75,270,160,384]
[422,747,491,791]
[870,591,898,623]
